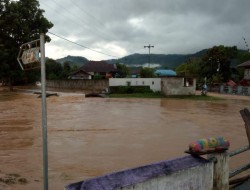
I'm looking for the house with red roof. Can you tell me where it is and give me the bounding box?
[237,60,250,86]
[69,61,118,79]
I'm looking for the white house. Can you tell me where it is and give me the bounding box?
[109,77,196,95]
[109,78,161,92]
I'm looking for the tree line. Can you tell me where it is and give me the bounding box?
[1,0,250,90]
[175,45,250,85]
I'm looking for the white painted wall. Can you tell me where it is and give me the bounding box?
[109,78,161,92]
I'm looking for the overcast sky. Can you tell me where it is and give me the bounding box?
[39,0,250,61]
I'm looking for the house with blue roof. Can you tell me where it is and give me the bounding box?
[154,69,177,77]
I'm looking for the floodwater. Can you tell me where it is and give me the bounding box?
[0,87,249,189]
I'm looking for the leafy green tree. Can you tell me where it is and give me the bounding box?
[71,64,79,72]
[45,59,63,80]
[200,45,238,83]
[176,58,202,82]
[60,61,71,79]
[140,67,155,78]
[0,0,53,90]
[237,50,250,64]
[116,63,130,78]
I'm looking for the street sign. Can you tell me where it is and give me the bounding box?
[17,39,40,70]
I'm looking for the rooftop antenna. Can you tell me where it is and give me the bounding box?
[242,36,250,52]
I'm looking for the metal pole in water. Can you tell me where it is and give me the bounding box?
[40,33,48,190]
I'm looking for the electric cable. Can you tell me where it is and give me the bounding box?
[48,31,118,58]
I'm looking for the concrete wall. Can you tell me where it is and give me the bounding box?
[65,156,213,190]
[109,78,161,92]
[220,85,250,95]
[122,163,213,190]
[46,80,108,92]
[161,77,196,95]
[47,77,196,95]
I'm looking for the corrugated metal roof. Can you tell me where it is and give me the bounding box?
[237,60,250,67]
[155,69,177,76]
[79,61,117,72]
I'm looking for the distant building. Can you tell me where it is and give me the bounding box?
[69,61,117,79]
[154,69,177,77]
[109,76,196,95]
[237,60,250,86]
[130,68,141,78]
[109,78,161,92]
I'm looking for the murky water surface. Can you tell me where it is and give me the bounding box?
[0,87,249,189]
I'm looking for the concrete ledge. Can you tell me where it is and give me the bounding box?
[65,155,212,190]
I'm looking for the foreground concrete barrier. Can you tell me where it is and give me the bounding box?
[65,155,213,190]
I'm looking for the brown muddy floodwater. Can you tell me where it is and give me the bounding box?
[0,87,249,189]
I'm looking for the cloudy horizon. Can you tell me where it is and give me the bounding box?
[39,0,250,60]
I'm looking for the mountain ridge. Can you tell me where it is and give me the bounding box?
[55,49,208,69]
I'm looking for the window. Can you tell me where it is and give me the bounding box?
[184,78,194,87]
[126,81,131,86]
[142,81,145,85]
[152,81,154,85]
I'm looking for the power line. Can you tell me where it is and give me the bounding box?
[41,0,108,41]
[68,0,107,28]
[48,31,118,58]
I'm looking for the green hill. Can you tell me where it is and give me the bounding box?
[56,55,88,67]
[106,49,207,69]
[55,50,209,69]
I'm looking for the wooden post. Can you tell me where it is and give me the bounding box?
[208,152,229,190]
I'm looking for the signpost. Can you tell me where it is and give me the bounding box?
[17,39,40,70]
[17,33,49,190]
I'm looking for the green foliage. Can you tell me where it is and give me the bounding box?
[71,64,79,72]
[93,74,103,79]
[60,61,71,79]
[140,67,155,78]
[0,0,53,88]
[116,63,130,77]
[176,58,202,78]
[237,50,250,63]
[45,59,63,80]
[165,95,223,101]
[110,86,153,94]
[109,92,165,98]
[200,45,238,83]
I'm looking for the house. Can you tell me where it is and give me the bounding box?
[237,60,250,86]
[69,70,92,80]
[109,78,161,92]
[109,76,196,95]
[154,69,176,77]
[130,68,141,78]
[69,61,117,79]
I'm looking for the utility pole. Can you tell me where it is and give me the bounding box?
[40,33,49,190]
[144,44,154,67]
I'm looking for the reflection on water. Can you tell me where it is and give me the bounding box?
[0,89,249,189]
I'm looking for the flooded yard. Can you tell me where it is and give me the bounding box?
[0,87,249,189]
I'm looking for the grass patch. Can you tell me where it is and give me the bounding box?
[165,95,224,101]
[109,92,165,98]
[109,93,224,100]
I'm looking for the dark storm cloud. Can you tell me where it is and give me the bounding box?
[39,0,250,60]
